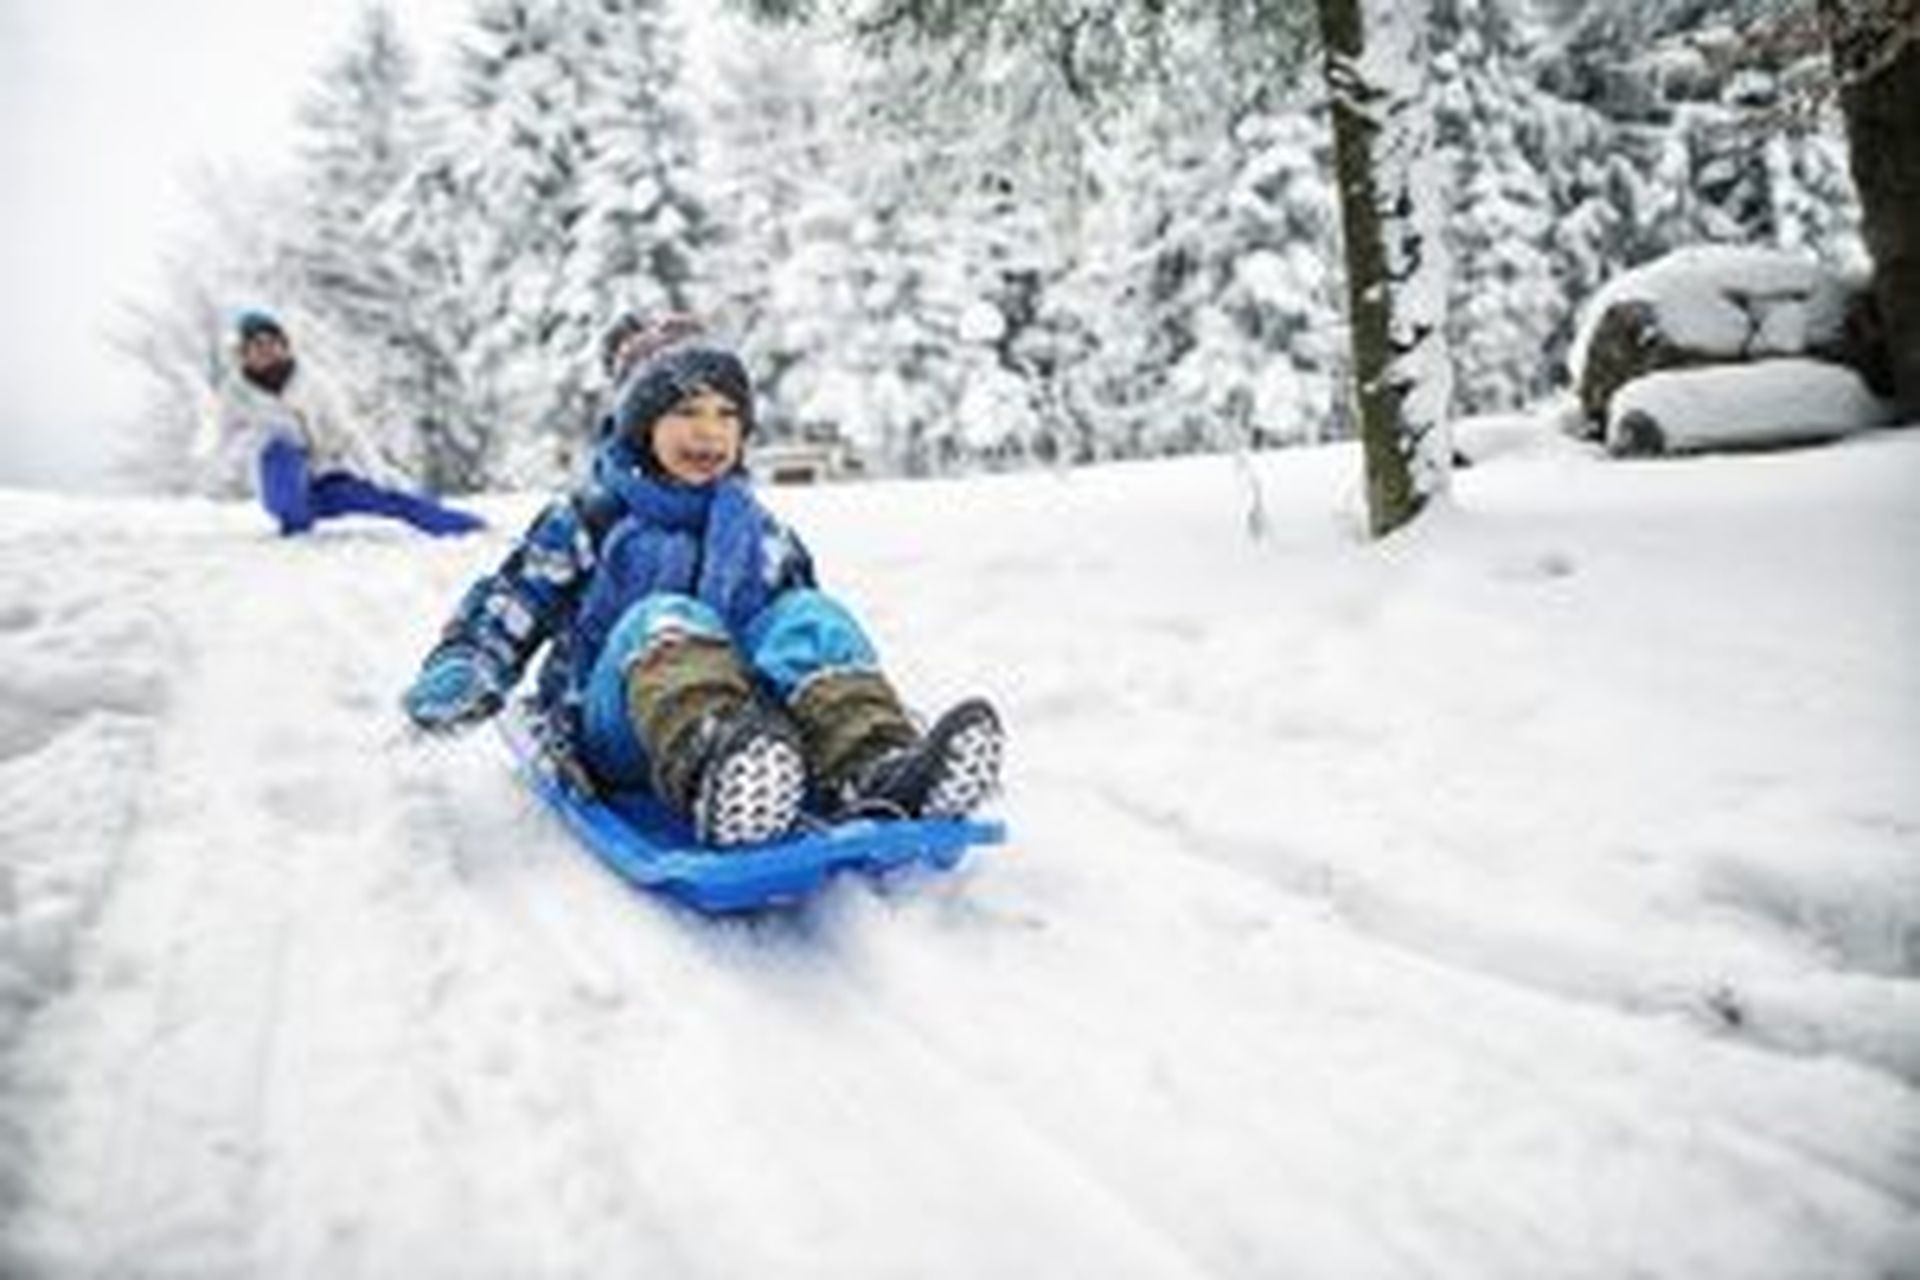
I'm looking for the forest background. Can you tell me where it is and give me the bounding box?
[113,0,1865,495]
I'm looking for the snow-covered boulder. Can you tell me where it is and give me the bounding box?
[1570,246,1885,434]
[1605,358,1893,457]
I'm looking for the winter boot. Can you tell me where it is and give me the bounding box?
[628,635,805,847]
[792,671,1003,819]
[840,698,1004,819]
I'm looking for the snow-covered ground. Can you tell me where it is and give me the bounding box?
[2,422,1917,1277]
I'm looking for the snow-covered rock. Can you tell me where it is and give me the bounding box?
[1570,245,1885,432]
[1607,358,1894,456]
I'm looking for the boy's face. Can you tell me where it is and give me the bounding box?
[649,386,743,485]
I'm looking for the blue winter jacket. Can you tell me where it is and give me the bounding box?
[424,435,814,735]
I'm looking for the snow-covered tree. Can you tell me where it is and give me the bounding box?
[1316,0,1452,534]
[1533,1,1863,270]
[1141,97,1345,456]
[557,0,710,432]
[736,0,1447,534]
[867,100,1069,473]
[1432,0,1862,404]
[697,19,875,445]
[290,5,441,478]
[438,0,598,478]
[109,11,442,493]
[701,21,1080,473]
[566,0,706,311]
[426,0,709,483]
[1431,0,1566,413]
[111,260,247,495]
[368,149,496,492]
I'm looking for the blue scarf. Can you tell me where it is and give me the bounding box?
[573,442,773,663]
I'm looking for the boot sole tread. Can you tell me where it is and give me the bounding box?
[696,732,807,847]
[922,720,1005,818]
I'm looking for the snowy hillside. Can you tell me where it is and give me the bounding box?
[2,425,1917,1277]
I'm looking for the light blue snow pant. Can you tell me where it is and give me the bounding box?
[257,438,484,537]
[578,589,881,790]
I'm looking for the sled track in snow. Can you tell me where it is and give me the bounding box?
[4,467,1917,1278]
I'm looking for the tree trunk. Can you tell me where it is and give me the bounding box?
[1821,0,1920,418]
[1316,0,1452,538]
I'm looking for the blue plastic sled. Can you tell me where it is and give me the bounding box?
[499,707,1006,913]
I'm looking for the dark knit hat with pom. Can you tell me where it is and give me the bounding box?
[609,317,755,455]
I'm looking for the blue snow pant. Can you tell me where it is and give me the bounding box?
[257,438,484,537]
[578,589,879,791]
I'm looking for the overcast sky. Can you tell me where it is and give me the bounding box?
[0,0,467,490]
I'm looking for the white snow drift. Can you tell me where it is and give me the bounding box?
[1,424,1916,1277]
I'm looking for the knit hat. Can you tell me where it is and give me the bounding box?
[602,310,707,381]
[609,323,756,466]
[235,309,286,343]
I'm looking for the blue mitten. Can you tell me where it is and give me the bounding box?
[403,648,502,733]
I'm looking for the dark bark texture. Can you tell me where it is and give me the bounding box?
[1822,0,1920,417]
[1317,0,1429,536]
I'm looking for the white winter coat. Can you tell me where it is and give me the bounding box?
[193,362,384,497]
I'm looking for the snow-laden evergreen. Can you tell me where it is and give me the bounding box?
[1048,88,1345,463]
[441,0,609,482]
[1434,0,1567,413]
[421,0,706,486]
[556,0,709,445]
[290,6,442,481]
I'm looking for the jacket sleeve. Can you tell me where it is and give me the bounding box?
[420,495,599,691]
[766,521,817,595]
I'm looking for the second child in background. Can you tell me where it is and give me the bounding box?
[198,310,485,539]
